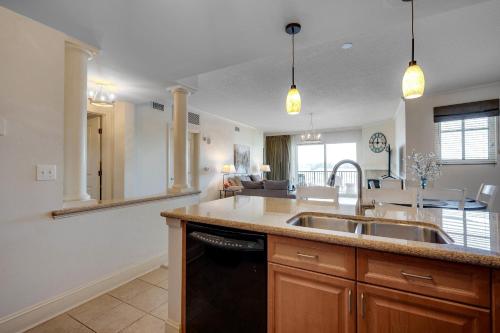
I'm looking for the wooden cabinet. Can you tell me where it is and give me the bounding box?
[357,283,490,333]
[268,263,356,333]
[268,235,355,279]
[357,249,490,307]
[265,236,495,332]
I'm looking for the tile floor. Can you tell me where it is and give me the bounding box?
[26,267,169,333]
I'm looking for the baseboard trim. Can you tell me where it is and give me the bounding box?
[0,253,168,333]
[165,318,181,333]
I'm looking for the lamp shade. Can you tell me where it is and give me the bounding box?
[402,63,425,99]
[260,164,271,172]
[286,87,301,115]
[222,164,236,173]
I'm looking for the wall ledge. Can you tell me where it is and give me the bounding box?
[51,191,201,219]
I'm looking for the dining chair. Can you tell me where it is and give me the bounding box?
[296,186,339,202]
[363,188,418,207]
[421,188,466,210]
[476,184,498,210]
[379,178,403,190]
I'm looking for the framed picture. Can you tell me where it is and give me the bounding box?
[234,144,250,174]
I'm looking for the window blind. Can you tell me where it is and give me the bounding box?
[434,116,497,163]
[434,99,499,123]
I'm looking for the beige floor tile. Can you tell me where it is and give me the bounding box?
[85,303,144,333]
[125,285,168,312]
[108,279,152,302]
[138,267,168,285]
[120,315,165,333]
[155,278,168,290]
[25,314,93,333]
[68,294,122,324]
[150,302,168,322]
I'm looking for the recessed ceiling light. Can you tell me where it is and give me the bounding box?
[341,42,353,49]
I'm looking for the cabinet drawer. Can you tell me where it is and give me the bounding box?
[268,235,355,279]
[357,283,490,333]
[357,249,490,307]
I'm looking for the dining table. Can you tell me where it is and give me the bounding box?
[421,198,487,210]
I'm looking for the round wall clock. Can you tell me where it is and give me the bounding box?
[369,132,387,153]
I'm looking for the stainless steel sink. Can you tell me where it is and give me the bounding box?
[360,222,453,244]
[287,214,359,233]
[287,214,453,244]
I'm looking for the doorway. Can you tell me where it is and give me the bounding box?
[87,114,102,200]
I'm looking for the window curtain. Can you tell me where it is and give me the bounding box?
[265,135,291,181]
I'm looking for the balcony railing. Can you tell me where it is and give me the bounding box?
[296,170,358,196]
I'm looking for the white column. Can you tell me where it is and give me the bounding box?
[170,86,190,193]
[63,41,93,204]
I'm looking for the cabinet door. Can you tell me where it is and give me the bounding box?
[357,283,490,333]
[268,263,355,333]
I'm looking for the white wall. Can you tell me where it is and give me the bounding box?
[134,103,170,197]
[393,100,406,178]
[406,82,500,211]
[0,7,199,330]
[196,110,264,201]
[361,119,395,173]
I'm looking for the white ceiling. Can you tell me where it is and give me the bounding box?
[2,0,500,132]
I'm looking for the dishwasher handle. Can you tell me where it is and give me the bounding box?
[189,231,265,251]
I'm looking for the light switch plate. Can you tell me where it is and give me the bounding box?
[37,165,57,181]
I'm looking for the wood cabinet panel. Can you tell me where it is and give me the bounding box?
[493,270,500,333]
[268,263,356,333]
[357,249,490,307]
[268,235,355,279]
[357,283,490,333]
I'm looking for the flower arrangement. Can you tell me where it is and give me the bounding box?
[407,151,441,189]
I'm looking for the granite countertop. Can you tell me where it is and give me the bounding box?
[161,195,500,268]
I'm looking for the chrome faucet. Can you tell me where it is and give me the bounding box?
[328,159,368,215]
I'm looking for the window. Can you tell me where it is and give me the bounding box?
[296,142,357,196]
[435,117,497,164]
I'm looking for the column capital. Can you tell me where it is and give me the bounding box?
[65,37,99,60]
[167,85,196,96]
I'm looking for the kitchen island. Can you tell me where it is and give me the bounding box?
[161,196,500,333]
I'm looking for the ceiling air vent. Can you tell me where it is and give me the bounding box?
[188,112,200,125]
[235,126,240,132]
[150,101,165,111]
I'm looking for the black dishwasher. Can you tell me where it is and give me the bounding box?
[186,222,267,333]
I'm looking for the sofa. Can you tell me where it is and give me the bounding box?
[238,179,295,199]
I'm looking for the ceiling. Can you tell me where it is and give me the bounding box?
[2,0,500,132]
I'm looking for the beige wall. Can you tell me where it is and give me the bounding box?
[406,82,500,211]
[196,110,264,201]
[0,7,199,330]
[361,119,395,174]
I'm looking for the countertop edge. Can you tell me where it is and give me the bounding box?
[52,191,201,219]
[161,211,500,269]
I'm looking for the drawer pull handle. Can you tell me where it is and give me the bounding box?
[361,292,366,319]
[296,252,318,260]
[348,289,352,314]
[401,271,433,281]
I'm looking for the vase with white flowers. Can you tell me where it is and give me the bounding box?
[408,151,441,189]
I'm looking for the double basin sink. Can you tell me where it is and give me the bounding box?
[287,213,453,244]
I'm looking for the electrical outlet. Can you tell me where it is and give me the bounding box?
[37,165,57,181]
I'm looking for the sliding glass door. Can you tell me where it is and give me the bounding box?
[296,142,357,196]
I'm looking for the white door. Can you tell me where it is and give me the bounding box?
[87,116,101,200]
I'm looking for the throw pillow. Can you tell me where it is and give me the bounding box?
[264,180,289,190]
[241,181,264,189]
[250,174,262,182]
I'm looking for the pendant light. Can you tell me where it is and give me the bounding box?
[402,0,425,99]
[300,113,321,143]
[285,23,301,115]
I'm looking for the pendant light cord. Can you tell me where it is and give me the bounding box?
[292,32,295,86]
[411,0,415,63]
